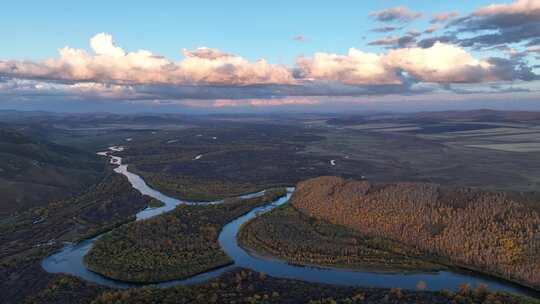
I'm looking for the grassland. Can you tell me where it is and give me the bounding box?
[67,109,540,200]
[311,114,540,192]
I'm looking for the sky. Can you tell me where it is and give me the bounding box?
[1,0,540,113]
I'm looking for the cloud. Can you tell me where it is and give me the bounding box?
[475,0,540,15]
[368,31,420,48]
[417,34,457,48]
[211,97,320,108]
[370,26,402,33]
[0,32,537,107]
[368,35,416,48]
[370,6,422,23]
[0,33,294,86]
[424,25,439,34]
[0,78,146,104]
[179,47,293,85]
[90,33,126,57]
[527,46,540,53]
[387,42,536,83]
[448,0,540,48]
[298,42,536,85]
[296,49,401,85]
[368,36,401,46]
[431,12,459,23]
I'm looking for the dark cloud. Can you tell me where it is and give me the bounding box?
[370,26,402,33]
[484,57,538,81]
[445,83,531,95]
[370,6,422,23]
[368,32,419,48]
[417,35,458,48]
[447,1,540,48]
[458,23,540,49]
[135,81,421,100]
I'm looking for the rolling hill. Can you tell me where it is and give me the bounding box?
[0,128,104,217]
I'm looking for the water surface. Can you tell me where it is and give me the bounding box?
[42,147,539,297]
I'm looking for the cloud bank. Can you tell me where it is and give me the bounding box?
[1,33,529,89]
[1,1,539,110]
[443,0,540,48]
[0,33,293,86]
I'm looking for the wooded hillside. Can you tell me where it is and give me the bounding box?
[292,177,540,290]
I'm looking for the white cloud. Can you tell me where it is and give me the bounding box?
[475,0,540,16]
[0,33,294,86]
[385,42,498,83]
[0,33,536,104]
[90,33,126,57]
[297,42,517,85]
[296,49,400,85]
[179,47,293,85]
[431,11,459,23]
[370,6,422,23]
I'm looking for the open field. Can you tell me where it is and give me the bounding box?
[4,110,540,196]
[467,143,540,152]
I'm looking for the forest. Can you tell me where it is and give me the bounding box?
[238,204,441,272]
[83,188,287,283]
[291,176,540,290]
[23,268,539,304]
[88,268,539,304]
[0,172,151,303]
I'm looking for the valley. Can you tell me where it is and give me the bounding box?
[2,110,540,303]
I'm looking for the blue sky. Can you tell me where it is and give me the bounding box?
[1,0,495,62]
[1,0,540,113]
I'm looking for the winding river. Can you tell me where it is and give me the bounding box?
[42,147,539,297]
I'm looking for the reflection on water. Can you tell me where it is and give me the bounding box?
[41,147,539,297]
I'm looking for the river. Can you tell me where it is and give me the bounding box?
[41,147,538,297]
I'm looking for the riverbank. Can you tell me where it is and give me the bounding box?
[290,176,540,292]
[238,203,443,273]
[83,188,288,283]
[41,148,540,299]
